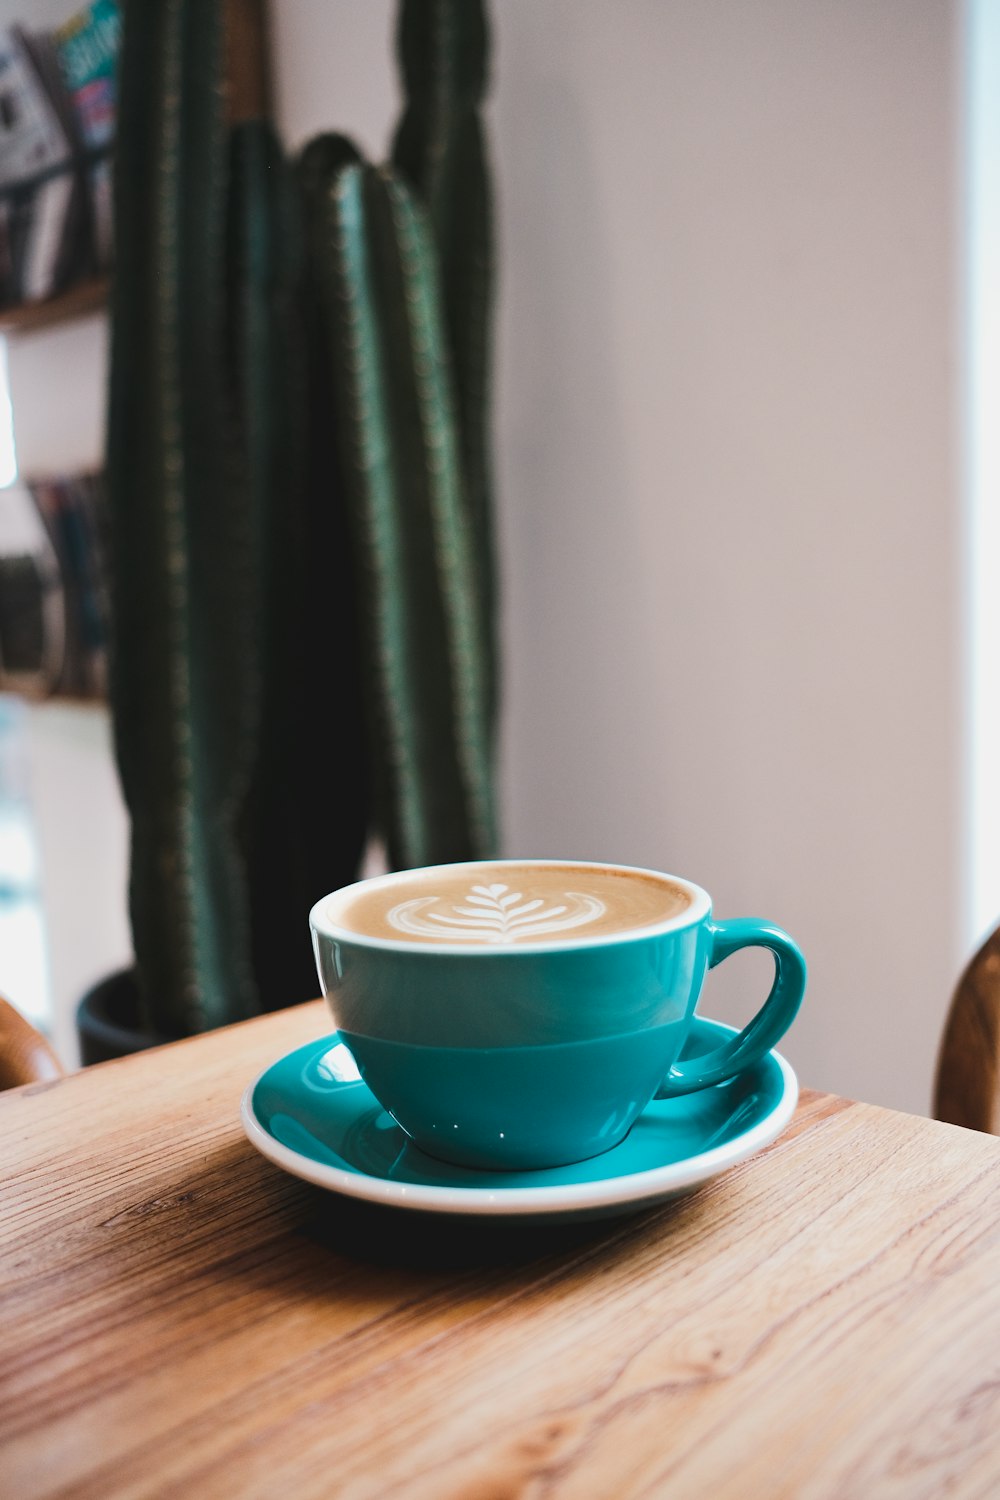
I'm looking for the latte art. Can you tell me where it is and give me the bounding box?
[387,882,606,944]
[328,861,694,946]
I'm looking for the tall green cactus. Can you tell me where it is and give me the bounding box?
[104,0,499,1038]
[110,0,367,1030]
[252,129,374,1000]
[228,121,370,1010]
[392,0,498,731]
[304,158,495,867]
[295,0,501,870]
[107,0,259,1035]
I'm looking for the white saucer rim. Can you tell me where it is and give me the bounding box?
[240,1023,799,1218]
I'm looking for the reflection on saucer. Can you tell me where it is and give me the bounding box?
[242,1017,798,1224]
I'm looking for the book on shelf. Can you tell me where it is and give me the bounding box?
[0,1,121,311]
[0,480,64,698]
[29,471,108,699]
[0,26,82,305]
[0,550,63,697]
[0,471,110,700]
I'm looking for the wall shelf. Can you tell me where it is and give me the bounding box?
[0,278,108,339]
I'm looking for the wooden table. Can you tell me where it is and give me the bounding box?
[4,1002,1000,1499]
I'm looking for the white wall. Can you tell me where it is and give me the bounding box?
[24,701,131,1063]
[501,1,964,1116]
[7,316,107,475]
[0,0,110,476]
[275,0,966,1115]
[968,0,1000,944]
[0,0,125,1061]
[1,0,969,1106]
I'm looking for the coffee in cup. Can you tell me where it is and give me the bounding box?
[310,859,806,1171]
[334,860,692,945]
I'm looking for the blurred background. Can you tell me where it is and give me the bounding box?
[0,0,996,1115]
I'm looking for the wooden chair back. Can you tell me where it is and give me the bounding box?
[934,923,1000,1134]
[0,996,64,1091]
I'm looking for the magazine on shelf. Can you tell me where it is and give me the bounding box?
[0,2,121,309]
[0,29,70,186]
[0,26,82,305]
[54,0,121,272]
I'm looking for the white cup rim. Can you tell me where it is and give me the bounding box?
[309,858,713,955]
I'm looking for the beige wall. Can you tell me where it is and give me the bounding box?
[503,2,964,1116]
[275,0,966,1115]
[2,1,969,1109]
[0,0,124,1061]
[7,317,107,475]
[24,701,131,1064]
[0,0,108,475]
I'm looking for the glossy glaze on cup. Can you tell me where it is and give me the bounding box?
[310,860,806,1171]
[242,1018,799,1220]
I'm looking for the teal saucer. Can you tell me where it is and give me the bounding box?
[241,1017,798,1222]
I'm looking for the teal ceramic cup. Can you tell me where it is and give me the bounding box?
[309,860,806,1171]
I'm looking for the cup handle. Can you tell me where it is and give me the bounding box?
[655,918,806,1098]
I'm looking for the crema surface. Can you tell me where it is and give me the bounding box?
[334,864,692,945]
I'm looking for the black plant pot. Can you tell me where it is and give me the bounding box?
[76,968,178,1065]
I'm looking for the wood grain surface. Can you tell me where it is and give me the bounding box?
[3,1002,1000,1500]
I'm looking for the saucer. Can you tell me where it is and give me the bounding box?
[241,1017,798,1222]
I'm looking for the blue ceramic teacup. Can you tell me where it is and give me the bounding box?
[310,859,806,1171]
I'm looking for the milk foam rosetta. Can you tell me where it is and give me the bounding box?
[336,863,693,945]
[389,883,606,942]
